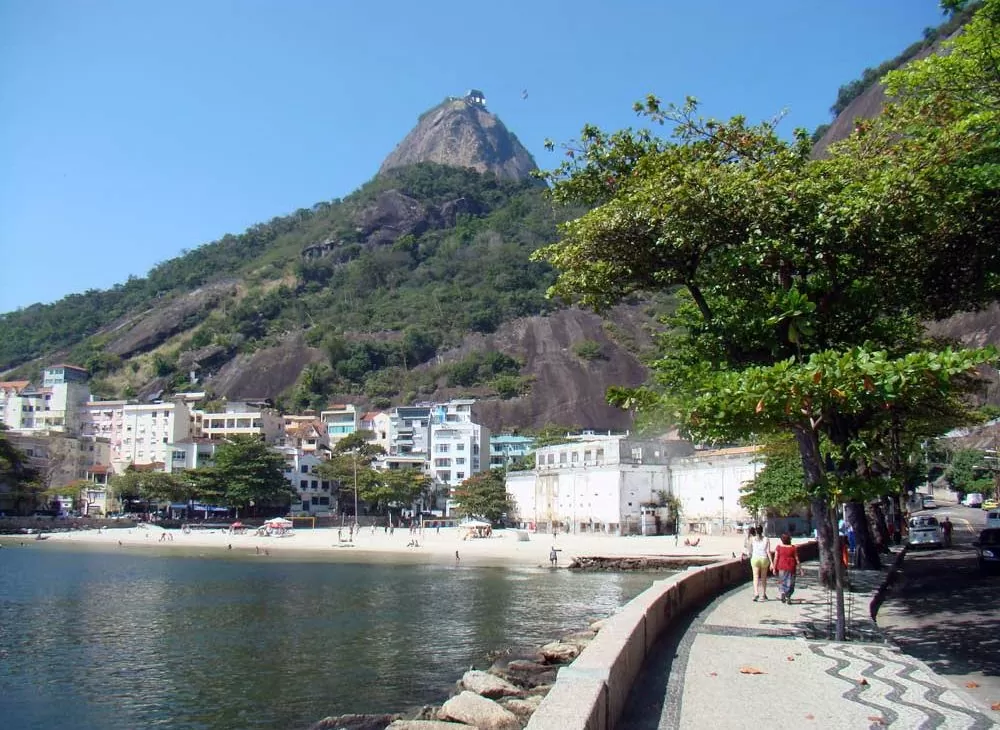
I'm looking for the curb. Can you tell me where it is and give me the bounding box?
[869,545,908,622]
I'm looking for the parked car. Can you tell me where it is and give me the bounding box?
[986,510,1000,530]
[983,499,1000,511]
[907,515,943,549]
[964,493,985,508]
[922,495,938,510]
[974,528,1000,573]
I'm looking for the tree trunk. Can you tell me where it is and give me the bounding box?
[832,507,846,641]
[845,501,881,570]
[794,425,836,588]
[867,500,891,554]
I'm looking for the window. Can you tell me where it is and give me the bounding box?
[311,480,318,489]
[435,458,451,467]
[631,447,643,461]
[559,452,567,464]
[436,471,450,482]
[571,452,579,463]
[162,437,168,444]
[596,448,604,461]
[584,450,592,461]
[436,444,450,453]
[547,453,554,465]
[457,443,465,451]
[300,480,308,489]
[301,465,309,473]
[455,457,466,465]
[456,472,465,480]
[318,496,329,506]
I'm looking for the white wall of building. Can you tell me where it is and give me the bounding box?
[669,447,758,533]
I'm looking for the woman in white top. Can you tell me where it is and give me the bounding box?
[745,526,772,602]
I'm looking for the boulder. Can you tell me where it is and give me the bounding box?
[500,696,542,720]
[308,714,402,730]
[489,660,556,689]
[589,619,608,632]
[526,684,554,697]
[439,691,520,730]
[461,669,522,699]
[560,630,597,648]
[539,642,579,664]
[387,722,475,730]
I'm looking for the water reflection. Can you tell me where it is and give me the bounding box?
[0,546,655,730]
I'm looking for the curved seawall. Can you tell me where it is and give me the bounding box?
[526,541,819,730]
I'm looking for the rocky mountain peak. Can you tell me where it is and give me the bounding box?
[379,90,538,181]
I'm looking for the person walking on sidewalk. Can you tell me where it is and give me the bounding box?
[744,526,772,601]
[772,533,801,603]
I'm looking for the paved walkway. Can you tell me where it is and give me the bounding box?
[622,564,995,730]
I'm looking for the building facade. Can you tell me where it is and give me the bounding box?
[194,402,283,443]
[321,404,358,445]
[506,436,693,534]
[489,434,535,469]
[79,398,192,469]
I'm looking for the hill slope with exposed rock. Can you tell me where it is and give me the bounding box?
[0,87,658,430]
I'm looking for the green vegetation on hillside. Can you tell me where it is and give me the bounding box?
[1,164,560,406]
[811,2,980,142]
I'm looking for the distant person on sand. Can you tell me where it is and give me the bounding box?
[550,547,558,566]
[455,550,460,561]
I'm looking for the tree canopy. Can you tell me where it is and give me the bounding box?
[451,469,512,523]
[534,0,1000,609]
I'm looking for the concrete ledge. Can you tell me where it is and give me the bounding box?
[523,676,608,730]
[527,541,818,730]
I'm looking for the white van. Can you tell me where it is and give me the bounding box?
[986,509,1000,529]
[965,493,985,508]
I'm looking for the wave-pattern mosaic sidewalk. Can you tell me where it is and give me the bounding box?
[624,564,994,730]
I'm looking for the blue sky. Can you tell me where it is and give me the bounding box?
[0,0,948,313]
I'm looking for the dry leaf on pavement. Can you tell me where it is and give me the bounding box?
[868,717,885,726]
[805,714,815,720]
[991,702,1000,711]
[859,678,869,686]
[739,666,765,675]
[787,656,795,661]
[966,681,980,688]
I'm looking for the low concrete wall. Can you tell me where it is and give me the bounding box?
[526,541,818,730]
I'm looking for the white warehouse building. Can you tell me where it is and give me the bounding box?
[506,438,760,536]
[506,436,694,535]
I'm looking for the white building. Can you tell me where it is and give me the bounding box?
[0,365,91,433]
[669,446,758,534]
[506,436,694,535]
[80,397,192,469]
[360,410,392,452]
[279,447,335,516]
[167,438,219,473]
[194,402,283,443]
[389,406,432,457]
[321,404,359,445]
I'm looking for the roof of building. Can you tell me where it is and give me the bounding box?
[130,461,166,472]
[48,363,89,372]
[360,411,384,422]
[86,464,111,474]
[0,380,30,392]
[689,445,760,458]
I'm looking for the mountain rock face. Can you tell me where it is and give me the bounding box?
[380,93,537,181]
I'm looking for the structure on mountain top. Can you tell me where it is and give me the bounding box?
[465,89,486,106]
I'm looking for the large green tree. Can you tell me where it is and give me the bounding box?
[210,436,295,513]
[0,425,40,514]
[452,470,512,523]
[534,2,1000,638]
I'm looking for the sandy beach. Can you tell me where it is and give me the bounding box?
[8,523,756,568]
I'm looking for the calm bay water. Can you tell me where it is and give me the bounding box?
[0,543,656,730]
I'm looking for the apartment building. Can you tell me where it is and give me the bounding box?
[282,418,329,455]
[321,404,358,445]
[278,447,335,516]
[0,365,91,433]
[194,401,283,443]
[80,398,192,468]
[489,434,535,469]
[360,411,391,452]
[389,406,432,457]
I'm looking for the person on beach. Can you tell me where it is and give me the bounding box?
[772,533,801,603]
[550,547,558,566]
[744,526,772,601]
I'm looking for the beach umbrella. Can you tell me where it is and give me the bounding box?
[265,517,293,528]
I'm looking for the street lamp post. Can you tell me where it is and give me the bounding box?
[353,450,359,526]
